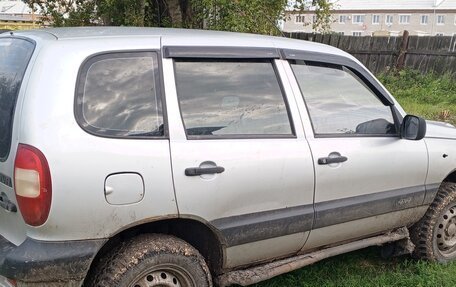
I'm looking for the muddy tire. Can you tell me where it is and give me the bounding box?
[411,182,456,262]
[88,234,212,287]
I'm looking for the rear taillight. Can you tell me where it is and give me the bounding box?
[6,278,17,287]
[14,144,52,226]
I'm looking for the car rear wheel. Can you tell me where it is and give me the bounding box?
[89,234,212,287]
[411,182,456,262]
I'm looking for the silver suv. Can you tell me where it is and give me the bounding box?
[0,27,455,287]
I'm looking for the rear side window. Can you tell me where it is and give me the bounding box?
[174,60,293,138]
[76,52,164,138]
[0,38,35,161]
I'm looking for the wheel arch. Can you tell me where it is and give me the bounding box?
[444,169,456,183]
[83,217,226,286]
[424,170,456,206]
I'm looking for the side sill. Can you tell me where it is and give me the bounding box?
[217,227,409,287]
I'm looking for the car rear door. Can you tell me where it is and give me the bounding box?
[282,51,429,250]
[163,47,315,268]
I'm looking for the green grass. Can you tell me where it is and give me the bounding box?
[255,247,456,287]
[379,70,456,126]
[254,70,456,287]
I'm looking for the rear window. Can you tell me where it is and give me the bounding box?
[0,38,35,161]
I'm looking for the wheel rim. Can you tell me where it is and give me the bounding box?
[436,205,456,256]
[130,264,195,287]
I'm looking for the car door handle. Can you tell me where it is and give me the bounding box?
[185,166,225,176]
[318,154,348,165]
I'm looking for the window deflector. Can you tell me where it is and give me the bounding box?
[281,49,394,106]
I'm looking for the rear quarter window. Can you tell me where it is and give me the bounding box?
[75,52,164,138]
[0,38,35,161]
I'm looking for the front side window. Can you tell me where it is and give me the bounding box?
[290,62,397,136]
[174,60,293,138]
[295,15,305,23]
[76,52,164,137]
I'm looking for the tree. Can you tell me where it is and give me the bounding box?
[24,0,98,27]
[24,0,192,28]
[311,0,334,33]
[23,0,334,35]
[287,0,335,33]
[196,0,287,35]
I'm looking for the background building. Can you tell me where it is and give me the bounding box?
[284,0,456,36]
[0,0,39,30]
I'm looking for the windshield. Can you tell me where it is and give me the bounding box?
[0,38,34,160]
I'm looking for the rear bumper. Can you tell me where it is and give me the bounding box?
[0,235,106,285]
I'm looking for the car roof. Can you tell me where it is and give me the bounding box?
[11,27,349,58]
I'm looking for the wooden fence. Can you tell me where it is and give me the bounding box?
[284,31,456,75]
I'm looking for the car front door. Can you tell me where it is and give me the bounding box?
[283,54,429,250]
[163,48,315,268]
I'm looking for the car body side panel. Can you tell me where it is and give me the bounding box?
[224,233,305,269]
[303,206,428,250]
[17,37,178,241]
[424,137,456,198]
[302,137,429,250]
[163,57,316,268]
[0,37,42,246]
[306,137,428,203]
[281,58,429,251]
[425,121,456,140]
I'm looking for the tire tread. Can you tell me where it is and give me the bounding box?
[410,182,456,262]
[85,234,212,287]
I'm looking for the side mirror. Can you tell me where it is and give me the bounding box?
[400,115,426,140]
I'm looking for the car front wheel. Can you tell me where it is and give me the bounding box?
[411,182,456,262]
